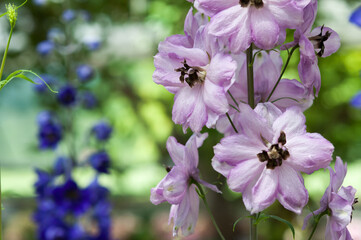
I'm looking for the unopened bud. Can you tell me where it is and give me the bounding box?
[6,4,17,28]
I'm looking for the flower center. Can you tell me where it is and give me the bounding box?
[351,198,358,222]
[257,131,290,169]
[175,60,206,88]
[308,25,332,57]
[239,0,264,8]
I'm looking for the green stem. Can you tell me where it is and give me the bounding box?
[266,45,298,102]
[246,44,255,109]
[307,211,328,240]
[226,113,238,134]
[227,90,239,107]
[250,215,258,240]
[0,26,14,81]
[193,181,226,240]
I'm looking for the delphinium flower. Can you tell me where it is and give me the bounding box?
[62,9,76,22]
[303,157,357,239]
[212,103,334,214]
[76,64,94,83]
[33,75,56,93]
[37,40,54,56]
[153,9,237,132]
[88,151,111,174]
[350,6,361,27]
[92,121,113,142]
[282,0,340,96]
[203,0,310,52]
[57,84,77,107]
[150,133,220,236]
[350,91,361,108]
[81,91,98,109]
[37,111,62,149]
[53,156,69,176]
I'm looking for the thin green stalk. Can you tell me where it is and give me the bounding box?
[226,113,238,134]
[228,90,239,107]
[250,215,258,240]
[0,26,14,81]
[307,211,328,240]
[193,181,226,240]
[246,44,255,109]
[266,45,298,101]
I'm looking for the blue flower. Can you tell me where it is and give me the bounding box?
[85,178,109,205]
[33,0,46,6]
[47,28,65,43]
[37,40,54,56]
[92,121,112,141]
[57,85,77,107]
[62,9,76,22]
[53,156,70,176]
[85,40,101,51]
[34,169,53,196]
[350,6,361,27]
[33,75,56,93]
[351,91,361,108]
[37,111,53,125]
[82,91,97,109]
[38,121,62,150]
[76,64,94,82]
[52,179,90,216]
[88,151,111,174]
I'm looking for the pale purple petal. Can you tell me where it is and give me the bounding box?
[310,26,341,58]
[187,89,208,133]
[250,7,279,50]
[329,191,354,231]
[166,136,185,167]
[203,80,229,115]
[299,0,317,34]
[272,107,306,140]
[162,167,188,204]
[277,163,308,214]
[250,169,278,214]
[299,33,316,62]
[184,8,208,44]
[206,53,236,87]
[228,18,252,53]
[208,6,245,37]
[302,206,327,230]
[267,0,306,28]
[178,186,200,236]
[211,157,234,177]
[286,133,334,174]
[172,86,198,126]
[330,157,348,192]
[150,178,167,205]
[195,0,238,17]
[298,55,321,96]
[254,102,283,126]
[185,134,200,169]
[195,177,221,193]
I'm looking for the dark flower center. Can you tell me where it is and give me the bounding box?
[308,25,332,57]
[239,0,264,8]
[257,131,290,169]
[351,198,358,222]
[175,60,206,88]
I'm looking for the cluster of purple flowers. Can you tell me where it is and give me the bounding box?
[33,2,113,239]
[151,0,358,239]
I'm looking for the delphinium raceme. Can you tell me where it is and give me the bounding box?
[151,0,358,239]
[32,2,112,239]
[350,5,361,110]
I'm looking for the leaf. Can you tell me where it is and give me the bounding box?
[0,69,57,93]
[233,215,248,232]
[261,214,296,239]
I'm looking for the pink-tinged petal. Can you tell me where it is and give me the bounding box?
[172,86,198,126]
[186,87,208,133]
[206,53,236,87]
[267,0,305,28]
[330,157,348,192]
[250,7,279,50]
[194,177,222,193]
[211,157,234,177]
[184,8,208,44]
[150,178,167,205]
[238,103,274,143]
[277,163,308,214]
[298,55,321,96]
[185,134,200,169]
[254,102,282,127]
[162,167,188,204]
[250,168,278,214]
[213,134,265,165]
[299,33,316,62]
[310,26,341,58]
[228,18,252,53]
[329,191,353,231]
[208,6,246,37]
[272,107,306,140]
[215,110,243,137]
[300,0,317,34]
[203,80,229,115]
[205,110,219,129]
[286,133,334,174]
[196,0,238,17]
[195,132,208,148]
[228,159,265,193]
[166,136,185,167]
[302,206,327,230]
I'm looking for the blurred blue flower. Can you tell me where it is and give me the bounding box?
[350,6,361,27]
[85,178,109,205]
[92,121,112,141]
[76,64,94,82]
[52,179,91,216]
[34,169,53,196]
[33,0,46,6]
[57,85,77,106]
[37,111,53,125]
[85,40,101,51]
[47,28,65,43]
[62,9,76,22]
[33,74,56,93]
[53,156,70,176]
[89,151,110,174]
[38,120,62,150]
[79,10,91,21]
[82,91,97,109]
[37,40,54,56]
[351,91,361,108]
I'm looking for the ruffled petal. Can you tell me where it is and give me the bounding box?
[203,80,229,115]
[310,26,341,58]
[162,167,188,204]
[206,53,236,87]
[272,107,306,140]
[208,6,245,37]
[195,0,238,17]
[166,136,185,167]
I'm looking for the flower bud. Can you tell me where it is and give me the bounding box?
[6,4,17,28]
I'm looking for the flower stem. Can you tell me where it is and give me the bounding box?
[246,44,255,109]
[194,181,226,240]
[266,45,298,102]
[250,215,258,240]
[226,113,238,134]
[0,26,14,81]
[307,210,328,240]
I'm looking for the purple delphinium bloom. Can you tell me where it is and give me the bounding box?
[351,91,361,108]
[33,75,55,93]
[150,133,220,236]
[37,40,54,56]
[62,9,76,22]
[37,111,53,125]
[57,85,77,107]
[82,91,98,109]
[212,103,334,214]
[38,120,62,150]
[34,169,53,196]
[92,121,112,142]
[53,156,70,176]
[76,64,94,83]
[33,0,46,6]
[88,151,111,174]
[282,0,340,96]
[350,6,361,27]
[84,40,101,51]
[153,9,236,132]
[303,157,357,240]
[205,0,310,52]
